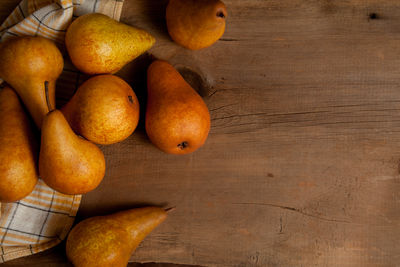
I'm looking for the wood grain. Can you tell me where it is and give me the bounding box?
[2,0,400,266]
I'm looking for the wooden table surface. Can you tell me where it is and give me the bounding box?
[2,0,400,266]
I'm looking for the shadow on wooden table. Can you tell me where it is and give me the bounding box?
[1,240,202,267]
[120,0,170,39]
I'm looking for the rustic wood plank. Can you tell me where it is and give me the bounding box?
[110,1,400,266]
[2,0,400,266]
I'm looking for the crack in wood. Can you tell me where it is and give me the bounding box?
[209,103,238,112]
[219,38,239,41]
[290,119,400,128]
[232,202,352,224]
[208,90,218,98]
[212,107,400,123]
[211,110,331,121]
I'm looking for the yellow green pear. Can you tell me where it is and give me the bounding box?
[65,13,155,74]
[66,207,168,267]
[0,86,38,202]
[0,36,64,128]
[62,75,140,145]
[39,87,105,195]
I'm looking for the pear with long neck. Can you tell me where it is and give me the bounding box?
[0,86,38,202]
[39,85,105,195]
[0,36,63,128]
[66,207,168,267]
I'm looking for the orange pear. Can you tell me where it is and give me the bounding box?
[0,36,63,128]
[166,0,227,50]
[66,207,168,267]
[0,86,38,202]
[39,86,105,195]
[62,75,140,145]
[146,60,210,154]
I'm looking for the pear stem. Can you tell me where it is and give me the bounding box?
[217,11,225,18]
[165,207,176,213]
[44,81,53,112]
[178,141,188,150]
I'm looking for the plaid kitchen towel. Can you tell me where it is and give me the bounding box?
[0,0,124,262]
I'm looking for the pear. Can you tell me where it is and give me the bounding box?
[146,60,210,154]
[62,75,140,145]
[66,206,168,267]
[65,13,155,75]
[39,86,105,195]
[0,86,38,202]
[0,36,64,128]
[166,0,227,50]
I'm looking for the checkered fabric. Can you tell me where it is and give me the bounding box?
[0,0,124,262]
[0,180,81,262]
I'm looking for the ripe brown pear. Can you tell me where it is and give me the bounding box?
[65,13,155,75]
[39,87,105,195]
[62,75,140,145]
[0,86,38,202]
[146,60,210,154]
[66,207,168,267]
[0,36,63,128]
[166,0,227,50]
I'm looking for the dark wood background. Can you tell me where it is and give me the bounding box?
[2,0,400,266]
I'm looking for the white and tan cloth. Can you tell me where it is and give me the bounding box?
[0,0,124,262]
